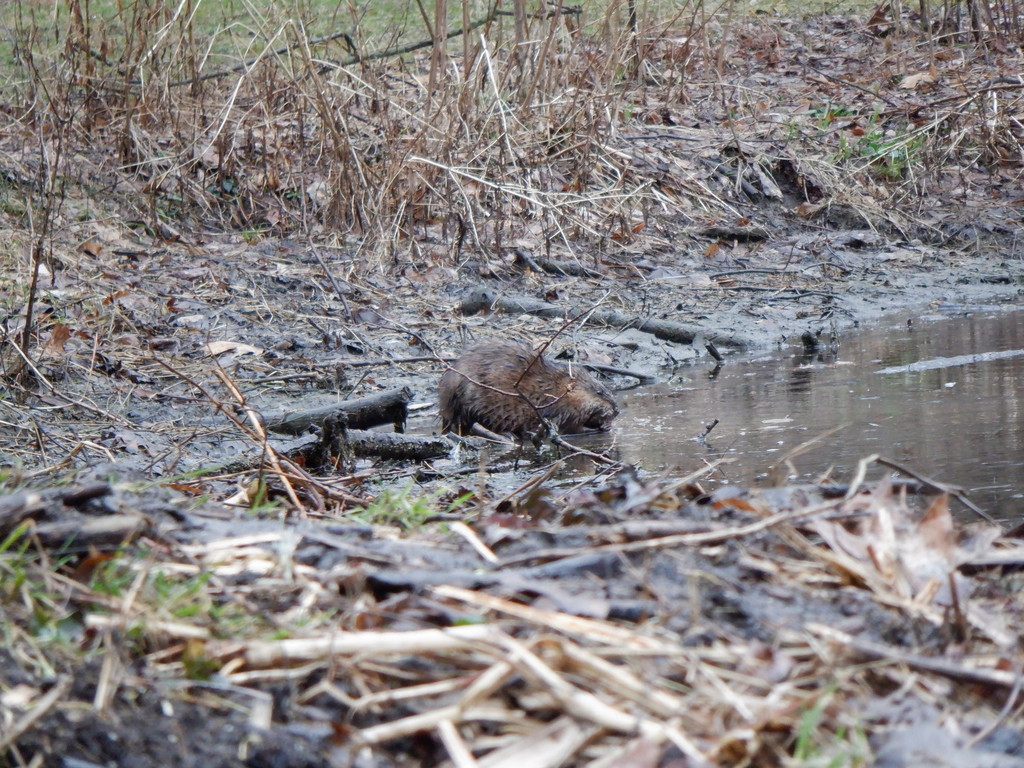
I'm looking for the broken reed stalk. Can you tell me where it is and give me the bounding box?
[7,0,1017,283]
[155,357,370,515]
[5,0,690,266]
[12,23,78,367]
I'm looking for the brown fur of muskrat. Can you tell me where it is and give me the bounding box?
[438,340,618,439]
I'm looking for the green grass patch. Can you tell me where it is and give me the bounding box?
[350,484,472,528]
[791,685,872,767]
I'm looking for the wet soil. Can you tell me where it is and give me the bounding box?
[3,223,1021,492]
[4,209,1022,767]
[3,12,1024,768]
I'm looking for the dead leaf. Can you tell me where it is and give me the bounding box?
[866,1,890,32]
[794,202,824,218]
[44,323,72,354]
[71,549,116,582]
[899,72,936,90]
[79,237,103,257]
[917,494,954,556]
[164,482,206,496]
[206,340,263,356]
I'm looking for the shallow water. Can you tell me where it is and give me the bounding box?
[615,306,1024,523]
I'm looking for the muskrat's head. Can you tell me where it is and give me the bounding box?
[558,369,619,433]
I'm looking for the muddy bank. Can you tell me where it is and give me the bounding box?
[3,132,1024,768]
[2,222,1022,496]
[3,3,1024,764]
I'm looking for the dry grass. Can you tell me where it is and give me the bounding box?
[1,0,689,264]
[1,0,1020,281]
[3,466,1023,766]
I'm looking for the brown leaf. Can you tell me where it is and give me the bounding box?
[917,493,954,557]
[163,482,206,496]
[794,202,825,218]
[79,237,103,257]
[71,549,115,582]
[899,72,936,90]
[711,495,757,513]
[44,323,72,353]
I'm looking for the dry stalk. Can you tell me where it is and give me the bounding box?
[0,676,73,752]
[1,0,720,270]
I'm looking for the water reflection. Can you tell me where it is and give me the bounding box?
[617,307,1024,523]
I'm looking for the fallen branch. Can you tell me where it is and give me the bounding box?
[265,387,413,435]
[340,428,452,461]
[809,623,1019,688]
[512,249,602,278]
[460,287,755,348]
[581,361,656,383]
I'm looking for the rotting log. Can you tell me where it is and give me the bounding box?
[512,249,602,278]
[265,386,413,435]
[459,287,754,349]
[34,515,146,547]
[0,482,112,534]
[340,429,451,461]
[307,415,452,469]
[220,428,451,475]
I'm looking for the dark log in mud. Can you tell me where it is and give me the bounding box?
[0,482,112,533]
[511,249,603,278]
[459,287,756,349]
[224,428,450,473]
[264,386,413,435]
[34,514,146,547]
[340,429,452,461]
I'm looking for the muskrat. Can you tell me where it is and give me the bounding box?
[438,340,618,439]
